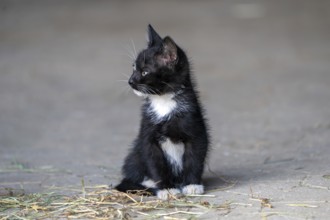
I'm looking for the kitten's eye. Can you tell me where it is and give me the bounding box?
[142,71,149,76]
[132,63,136,71]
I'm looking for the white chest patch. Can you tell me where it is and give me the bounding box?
[149,93,177,119]
[161,138,185,174]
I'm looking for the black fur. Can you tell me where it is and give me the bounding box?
[116,25,209,196]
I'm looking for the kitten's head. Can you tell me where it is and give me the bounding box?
[128,25,189,96]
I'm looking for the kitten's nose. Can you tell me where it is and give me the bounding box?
[128,76,134,87]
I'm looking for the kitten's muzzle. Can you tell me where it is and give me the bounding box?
[128,76,136,88]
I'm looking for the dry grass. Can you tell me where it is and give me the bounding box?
[0,184,230,220]
[0,162,235,219]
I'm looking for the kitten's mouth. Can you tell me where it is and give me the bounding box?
[129,83,147,97]
[131,84,160,96]
[133,89,148,97]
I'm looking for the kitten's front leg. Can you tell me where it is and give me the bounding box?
[140,177,180,199]
[156,188,181,200]
[144,144,181,200]
[182,184,204,195]
[146,161,181,200]
[181,142,207,195]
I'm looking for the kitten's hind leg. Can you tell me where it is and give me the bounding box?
[115,178,155,196]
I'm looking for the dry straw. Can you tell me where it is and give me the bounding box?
[0,185,230,220]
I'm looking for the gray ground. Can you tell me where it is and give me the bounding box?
[1,0,330,219]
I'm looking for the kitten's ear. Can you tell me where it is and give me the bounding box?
[157,36,178,66]
[147,24,162,47]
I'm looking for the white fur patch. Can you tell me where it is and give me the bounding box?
[157,188,181,200]
[182,184,204,195]
[141,178,157,188]
[133,89,147,97]
[161,138,184,174]
[149,93,177,119]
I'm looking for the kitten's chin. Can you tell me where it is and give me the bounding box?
[133,89,148,97]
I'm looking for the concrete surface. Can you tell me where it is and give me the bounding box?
[1,0,330,219]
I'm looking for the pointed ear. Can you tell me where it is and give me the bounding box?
[147,24,162,47]
[157,36,178,66]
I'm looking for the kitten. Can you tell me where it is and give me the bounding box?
[115,25,209,200]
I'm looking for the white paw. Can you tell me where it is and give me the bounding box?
[182,184,204,195]
[156,188,181,200]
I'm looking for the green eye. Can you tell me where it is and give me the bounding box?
[142,71,149,76]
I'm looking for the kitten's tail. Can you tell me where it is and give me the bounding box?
[115,178,156,195]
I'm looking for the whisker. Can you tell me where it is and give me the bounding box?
[116,83,131,96]
[119,72,130,79]
[135,84,160,96]
[138,85,147,94]
[130,38,137,58]
[161,81,175,91]
[123,45,136,61]
[146,86,159,95]
[138,85,149,95]
[124,86,131,95]
[147,87,155,94]
[125,53,135,61]
[116,80,129,83]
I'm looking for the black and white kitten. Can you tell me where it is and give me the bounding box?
[116,25,209,200]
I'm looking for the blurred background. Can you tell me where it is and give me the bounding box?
[0,0,330,209]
